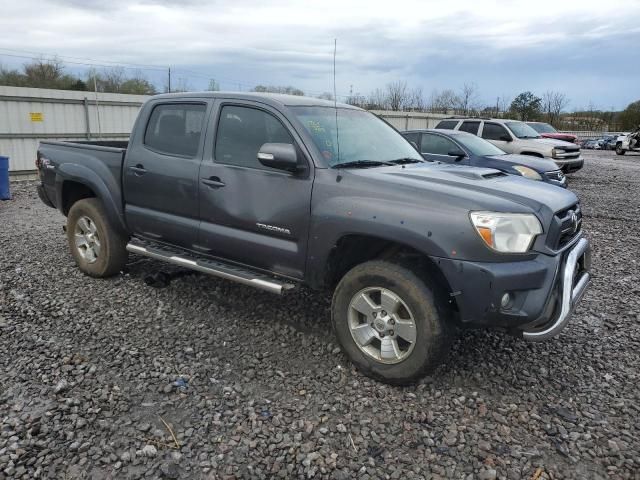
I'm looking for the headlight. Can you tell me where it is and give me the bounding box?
[470,212,543,253]
[552,148,564,158]
[513,165,542,180]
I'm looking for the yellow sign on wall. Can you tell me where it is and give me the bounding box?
[30,112,44,122]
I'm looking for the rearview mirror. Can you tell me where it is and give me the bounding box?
[448,148,466,160]
[499,134,512,142]
[257,143,300,173]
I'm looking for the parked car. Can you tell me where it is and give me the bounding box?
[526,122,578,144]
[402,129,566,187]
[615,129,640,155]
[36,92,591,384]
[582,139,601,150]
[599,135,619,150]
[436,118,583,173]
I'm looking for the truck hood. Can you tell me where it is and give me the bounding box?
[347,162,577,214]
[487,154,559,172]
[519,137,579,149]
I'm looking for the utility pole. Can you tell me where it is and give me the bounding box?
[168,67,171,93]
[496,97,499,116]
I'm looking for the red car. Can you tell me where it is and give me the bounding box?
[526,122,578,144]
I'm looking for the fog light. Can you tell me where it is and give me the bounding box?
[501,293,512,309]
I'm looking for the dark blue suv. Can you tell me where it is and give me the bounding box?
[402,129,567,188]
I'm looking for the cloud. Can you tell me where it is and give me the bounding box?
[1,0,639,108]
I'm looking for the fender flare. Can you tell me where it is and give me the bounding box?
[55,163,128,235]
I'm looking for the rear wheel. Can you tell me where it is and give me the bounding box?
[67,198,128,277]
[331,260,453,384]
[616,143,625,155]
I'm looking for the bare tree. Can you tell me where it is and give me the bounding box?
[23,57,65,87]
[367,88,388,110]
[458,82,479,114]
[542,90,569,127]
[429,89,460,112]
[409,87,426,111]
[497,95,511,116]
[385,80,409,111]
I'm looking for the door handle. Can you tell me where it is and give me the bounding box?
[129,164,147,175]
[202,176,226,188]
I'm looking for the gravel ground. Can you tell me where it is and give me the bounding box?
[1,150,639,480]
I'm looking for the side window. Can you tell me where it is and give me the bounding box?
[482,123,509,141]
[435,120,459,130]
[215,105,294,170]
[144,103,206,157]
[459,121,480,135]
[403,132,419,148]
[420,133,457,155]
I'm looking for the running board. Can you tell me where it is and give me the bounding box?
[126,239,295,295]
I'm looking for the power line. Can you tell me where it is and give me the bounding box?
[0,48,167,71]
[0,49,352,99]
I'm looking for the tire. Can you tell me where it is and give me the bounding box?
[66,198,128,278]
[615,143,625,155]
[331,260,453,385]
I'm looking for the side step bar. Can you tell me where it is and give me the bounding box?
[126,240,295,295]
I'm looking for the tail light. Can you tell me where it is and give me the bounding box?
[36,151,42,170]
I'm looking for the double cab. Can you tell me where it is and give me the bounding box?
[36,93,591,384]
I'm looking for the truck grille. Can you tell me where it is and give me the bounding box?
[554,204,582,249]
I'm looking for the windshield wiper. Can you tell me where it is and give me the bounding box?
[387,157,425,164]
[332,160,395,169]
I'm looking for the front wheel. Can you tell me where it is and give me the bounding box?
[67,198,128,277]
[616,143,625,155]
[331,260,453,384]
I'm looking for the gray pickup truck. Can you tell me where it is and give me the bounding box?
[36,92,591,384]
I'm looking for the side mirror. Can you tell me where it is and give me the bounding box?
[448,148,466,160]
[410,141,419,151]
[257,143,300,173]
[499,134,512,142]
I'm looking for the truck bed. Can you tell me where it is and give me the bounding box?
[38,140,129,220]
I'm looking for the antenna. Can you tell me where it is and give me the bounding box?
[333,38,340,163]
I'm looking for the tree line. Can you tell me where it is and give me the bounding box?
[0,58,157,95]
[2,58,639,130]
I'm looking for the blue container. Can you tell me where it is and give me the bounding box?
[0,156,10,200]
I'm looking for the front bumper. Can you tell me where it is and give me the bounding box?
[553,156,584,173]
[434,237,591,338]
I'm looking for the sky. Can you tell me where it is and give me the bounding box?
[0,0,639,109]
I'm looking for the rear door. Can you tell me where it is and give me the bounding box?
[480,122,515,153]
[196,101,314,279]
[419,132,469,165]
[458,120,480,136]
[123,100,209,248]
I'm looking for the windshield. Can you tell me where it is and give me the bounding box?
[291,107,422,166]
[454,133,506,156]
[505,121,542,139]
[528,122,557,134]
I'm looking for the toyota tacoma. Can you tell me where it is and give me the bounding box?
[36,92,591,384]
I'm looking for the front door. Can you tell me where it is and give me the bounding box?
[481,122,514,153]
[196,102,313,279]
[123,101,209,248]
[419,132,470,165]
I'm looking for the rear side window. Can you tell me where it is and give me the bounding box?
[482,122,509,141]
[435,120,459,130]
[420,133,457,155]
[403,132,419,148]
[459,121,480,135]
[144,103,207,157]
[215,105,294,170]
